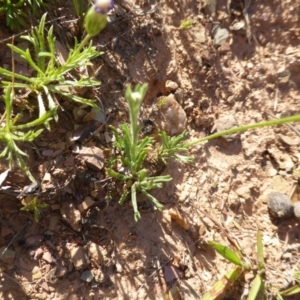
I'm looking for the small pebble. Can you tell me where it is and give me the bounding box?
[213,27,230,47]
[293,202,300,218]
[70,246,90,270]
[165,80,178,93]
[214,115,239,142]
[80,269,94,282]
[268,191,293,219]
[42,251,53,263]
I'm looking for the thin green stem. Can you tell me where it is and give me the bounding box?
[73,34,92,56]
[187,114,300,147]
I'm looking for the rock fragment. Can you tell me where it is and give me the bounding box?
[165,80,178,93]
[152,94,187,136]
[42,251,53,264]
[60,203,82,232]
[213,115,239,142]
[293,202,300,218]
[70,246,90,270]
[213,27,230,47]
[78,146,104,171]
[78,197,95,213]
[168,207,190,230]
[80,269,94,282]
[268,191,293,219]
[87,242,104,263]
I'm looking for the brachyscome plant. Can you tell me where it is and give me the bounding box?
[0,85,52,183]
[0,0,114,182]
[0,13,101,124]
[107,84,192,221]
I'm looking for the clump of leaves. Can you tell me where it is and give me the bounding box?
[0,85,52,183]
[0,0,47,30]
[0,13,101,124]
[21,195,48,222]
[0,7,111,181]
[107,84,193,221]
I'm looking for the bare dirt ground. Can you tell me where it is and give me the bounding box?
[1,0,300,299]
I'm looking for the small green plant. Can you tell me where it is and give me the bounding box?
[203,231,300,299]
[0,0,47,30]
[179,19,194,30]
[21,195,48,222]
[0,85,52,182]
[107,84,193,221]
[0,13,101,122]
[0,0,114,182]
[202,231,264,300]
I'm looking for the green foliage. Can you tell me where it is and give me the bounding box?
[204,231,266,300]
[108,85,193,221]
[0,11,103,182]
[158,130,194,164]
[21,195,48,222]
[0,13,101,123]
[0,0,46,30]
[0,86,51,183]
[179,19,194,30]
[72,0,85,18]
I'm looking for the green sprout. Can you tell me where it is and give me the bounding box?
[179,19,194,30]
[21,196,48,222]
[157,97,167,108]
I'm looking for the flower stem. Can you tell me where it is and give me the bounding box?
[187,114,300,147]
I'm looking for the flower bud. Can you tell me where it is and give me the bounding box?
[85,0,114,37]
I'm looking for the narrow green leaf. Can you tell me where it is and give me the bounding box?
[38,52,56,59]
[131,183,141,221]
[119,189,130,205]
[257,230,264,271]
[208,241,243,267]
[141,189,163,210]
[276,294,284,300]
[107,169,129,181]
[247,274,262,300]
[280,284,300,296]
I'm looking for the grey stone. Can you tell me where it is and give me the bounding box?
[213,27,230,47]
[214,115,239,142]
[268,191,293,219]
[80,269,94,282]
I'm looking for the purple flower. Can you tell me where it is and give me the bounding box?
[92,0,114,14]
[85,0,114,36]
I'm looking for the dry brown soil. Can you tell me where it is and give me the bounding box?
[1,0,300,299]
